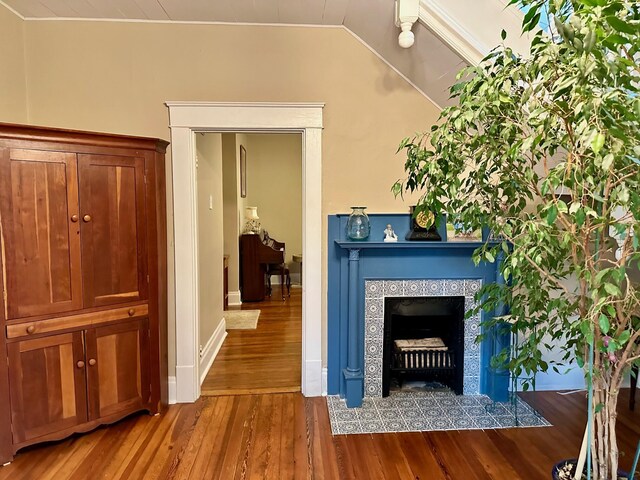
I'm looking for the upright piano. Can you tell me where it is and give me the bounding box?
[240,234,284,301]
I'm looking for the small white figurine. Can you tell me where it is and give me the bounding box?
[383,224,398,242]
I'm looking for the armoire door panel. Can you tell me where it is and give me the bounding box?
[7,332,88,444]
[78,155,148,308]
[0,148,82,319]
[85,318,150,420]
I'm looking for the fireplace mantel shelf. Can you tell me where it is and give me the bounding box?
[335,240,498,249]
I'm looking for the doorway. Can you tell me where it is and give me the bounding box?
[167,102,323,403]
[197,132,303,395]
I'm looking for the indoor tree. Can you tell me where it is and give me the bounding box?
[393,1,639,478]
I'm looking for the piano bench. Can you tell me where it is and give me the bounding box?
[266,265,291,301]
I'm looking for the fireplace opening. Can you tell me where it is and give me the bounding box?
[382,296,465,397]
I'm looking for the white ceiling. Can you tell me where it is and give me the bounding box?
[2,0,467,106]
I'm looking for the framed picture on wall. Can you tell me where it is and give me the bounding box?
[240,144,247,198]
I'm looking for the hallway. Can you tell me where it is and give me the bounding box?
[201,289,302,396]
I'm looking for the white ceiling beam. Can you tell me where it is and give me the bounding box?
[418,0,484,65]
[418,0,529,66]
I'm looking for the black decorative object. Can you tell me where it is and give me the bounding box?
[405,205,442,241]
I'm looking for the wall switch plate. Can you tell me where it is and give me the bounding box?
[209,195,213,210]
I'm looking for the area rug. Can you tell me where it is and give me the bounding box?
[326,390,551,435]
[225,310,260,329]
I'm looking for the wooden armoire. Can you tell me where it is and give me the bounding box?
[0,123,168,464]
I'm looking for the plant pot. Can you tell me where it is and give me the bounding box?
[551,459,634,480]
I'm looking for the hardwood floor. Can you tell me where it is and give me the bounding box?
[201,288,302,396]
[1,389,638,479]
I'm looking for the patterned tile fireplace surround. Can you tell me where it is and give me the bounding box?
[363,278,482,398]
[327,214,551,434]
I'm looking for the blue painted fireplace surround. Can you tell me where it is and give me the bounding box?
[327,214,510,407]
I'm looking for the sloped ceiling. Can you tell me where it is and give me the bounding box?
[1,0,467,106]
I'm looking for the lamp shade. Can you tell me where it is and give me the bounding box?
[245,206,259,220]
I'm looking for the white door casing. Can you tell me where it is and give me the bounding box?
[166,102,324,402]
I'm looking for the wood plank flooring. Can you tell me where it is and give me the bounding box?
[201,288,302,396]
[1,389,639,479]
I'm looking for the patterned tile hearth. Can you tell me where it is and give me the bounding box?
[326,391,551,435]
[364,279,484,397]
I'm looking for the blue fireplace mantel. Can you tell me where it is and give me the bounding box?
[327,213,510,407]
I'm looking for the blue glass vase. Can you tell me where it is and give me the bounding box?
[346,206,370,240]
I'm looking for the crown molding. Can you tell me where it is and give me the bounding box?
[418,0,484,65]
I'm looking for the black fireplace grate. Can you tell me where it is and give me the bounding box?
[382,296,465,396]
[392,347,456,370]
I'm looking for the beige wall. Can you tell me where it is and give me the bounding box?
[221,133,240,296]
[196,133,225,346]
[244,133,302,280]
[0,5,27,122]
[8,19,440,375]
[21,21,435,213]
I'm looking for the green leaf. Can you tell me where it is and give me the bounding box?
[569,202,581,215]
[618,330,631,345]
[591,132,605,154]
[547,205,558,225]
[501,29,507,41]
[603,283,621,296]
[598,314,610,334]
[601,154,614,171]
[580,322,592,339]
[605,33,629,44]
[606,16,637,35]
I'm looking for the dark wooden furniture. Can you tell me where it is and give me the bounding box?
[263,234,291,301]
[223,255,229,310]
[0,123,168,464]
[239,234,284,302]
[631,364,638,410]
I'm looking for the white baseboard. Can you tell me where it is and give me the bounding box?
[175,365,198,403]
[199,319,228,385]
[515,368,586,391]
[302,359,323,397]
[322,367,328,396]
[228,290,242,306]
[168,376,177,405]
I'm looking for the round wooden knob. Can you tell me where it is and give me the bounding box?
[70,214,79,222]
[128,309,135,317]
[76,360,85,368]
[83,214,92,222]
[26,325,35,334]
[88,358,96,366]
